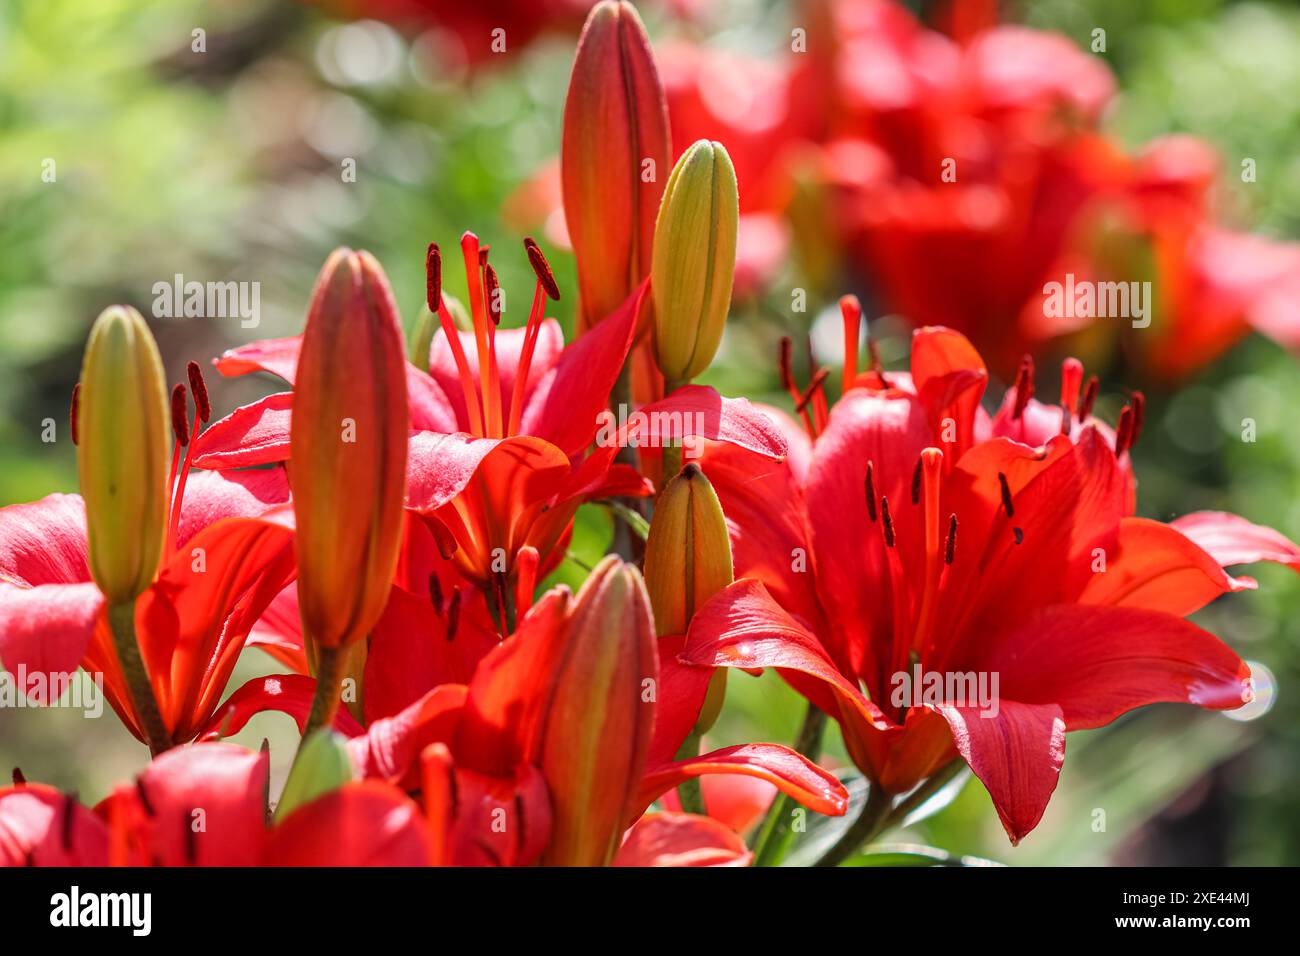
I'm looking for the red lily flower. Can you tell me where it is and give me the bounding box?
[682,323,1299,843]
[0,466,295,748]
[196,237,787,616]
[1,742,433,867]
[205,558,848,865]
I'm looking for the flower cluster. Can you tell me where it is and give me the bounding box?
[2,0,1298,867]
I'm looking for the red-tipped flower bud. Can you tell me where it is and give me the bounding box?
[562,0,670,331]
[291,249,409,651]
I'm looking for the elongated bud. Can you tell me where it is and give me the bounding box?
[77,305,170,603]
[643,463,733,637]
[275,730,354,822]
[291,249,409,651]
[562,0,670,332]
[651,140,738,384]
[537,557,657,866]
[643,463,733,731]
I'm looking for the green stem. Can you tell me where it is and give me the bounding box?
[880,759,966,832]
[813,781,894,868]
[750,705,827,866]
[301,644,345,744]
[673,729,706,815]
[106,600,171,757]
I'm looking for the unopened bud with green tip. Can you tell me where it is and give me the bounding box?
[76,305,170,603]
[651,140,738,386]
[643,462,733,732]
[276,729,354,822]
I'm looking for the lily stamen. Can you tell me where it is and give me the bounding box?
[864,462,878,522]
[508,238,560,436]
[460,232,503,438]
[1011,354,1035,419]
[427,242,485,437]
[1079,375,1099,422]
[840,294,861,394]
[997,471,1015,518]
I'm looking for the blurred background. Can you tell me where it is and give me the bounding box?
[1,0,1297,864]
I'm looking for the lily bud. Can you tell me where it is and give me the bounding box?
[291,249,409,651]
[651,140,738,385]
[644,463,734,637]
[537,557,657,866]
[643,463,733,731]
[275,729,354,822]
[562,0,671,332]
[76,305,170,603]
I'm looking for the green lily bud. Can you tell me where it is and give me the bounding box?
[643,462,733,732]
[276,729,354,822]
[76,305,170,603]
[651,140,738,385]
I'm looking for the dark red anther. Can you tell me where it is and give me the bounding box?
[997,472,1014,518]
[1078,375,1099,423]
[11,767,25,786]
[1130,391,1146,447]
[428,573,444,613]
[1115,404,1134,456]
[1011,355,1035,420]
[1060,403,1072,436]
[485,264,502,325]
[778,337,797,393]
[864,462,878,522]
[911,457,923,505]
[426,242,442,313]
[69,383,80,446]
[186,361,211,423]
[944,514,958,565]
[794,367,830,413]
[1013,527,1024,545]
[170,383,190,447]
[523,237,560,301]
[136,778,155,818]
[446,588,462,642]
[880,496,896,547]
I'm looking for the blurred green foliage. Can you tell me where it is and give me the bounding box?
[1,0,1296,864]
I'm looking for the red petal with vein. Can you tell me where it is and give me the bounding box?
[0,784,109,866]
[682,579,890,733]
[350,685,467,789]
[214,337,300,382]
[520,282,642,456]
[173,467,290,550]
[0,494,102,685]
[624,384,789,460]
[933,700,1065,845]
[647,634,712,768]
[139,512,297,741]
[265,782,429,866]
[189,393,292,469]
[615,812,752,867]
[198,674,364,741]
[405,432,502,513]
[1080,517,1254,617]
[987,604,1253,731]
[635,743,848,819]
[121,742,268,865]
[215,336,459,432]
[1170,511,1300,572]
[364,586,494,722]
